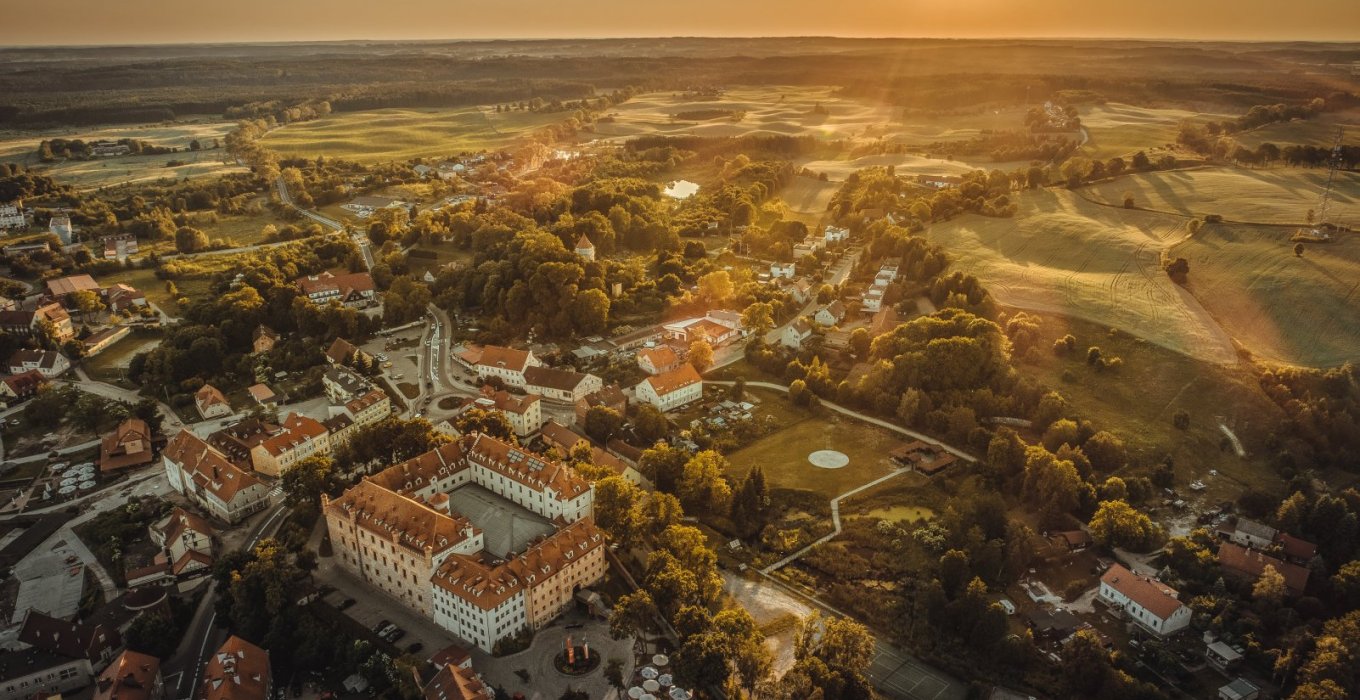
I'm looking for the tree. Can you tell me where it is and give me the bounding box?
[174,226,210,253]
[609,590,656,642]
[697,270,733,303]
[583,405,624,444]
[632,404,670,446]
[1253,564,1288,605]
[125,612,179,658]
[280,456,335,517]
[730,466,769,540]
[572,288,610,335]
[1042,419,1080,452]
[69,289,103,322]
[1089,500,1162,551]
[1164,257,1190,284]
[1082,431,1127,471]
[741,302,775,337]
[331,417,451,472]
[450,407,517,443]
[594,476,643,547]
[1295,242,1306,257]
[678,450,732,515]
[849,327,871,357]
[688,339,714,373]
[604,659,626,694]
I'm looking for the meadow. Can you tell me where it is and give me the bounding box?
[925,188,1238,364]
[260,107,567,162]
[0,119,245,190]
[1169,222,1360,367]
[1077,102,1227,159]
[1232,110,1360,149]
[1082,166,1360,225]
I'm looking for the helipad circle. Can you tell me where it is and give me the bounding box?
[808,450,849,469]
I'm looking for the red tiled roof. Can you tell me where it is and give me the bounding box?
[1100,563,1185,621]
[164,430,264,505]
[645,364,702,396]
[423,662,490,700]
[1276,533,1317,561]
[200,636,271,700]
[477,345,532,373]
[1218,542,1310,593]
[94,649,161,700]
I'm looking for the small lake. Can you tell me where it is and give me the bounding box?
[663,180,699,199]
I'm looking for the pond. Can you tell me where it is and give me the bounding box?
[663,180,699,199]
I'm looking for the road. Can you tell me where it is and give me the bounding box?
[165,502,291,700]
[275,176,344,231]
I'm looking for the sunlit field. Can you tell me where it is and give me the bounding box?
[1082,166,1360,225]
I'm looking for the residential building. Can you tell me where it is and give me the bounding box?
[105,284,146,313]
[149,507,215,577]
[1218,678,1260,700]
[636,346,682,376]
[99,418,157,473]
[0,369,46,403]
[323,365,371,403]
[473,346,541,388]
[339,388,391,429]
[0,303,74,341]
[45,274,100,299]
[49,216,74,246]
[250,413,330,477]
[787,277,813,304]
[662,313,743,347]
[199,636,271,700]
[247,384,277,407]
[634,364,703,412]
[295,271,377,308]
[7,349,69,378]
[252,326,279,354]
[93,649,162,700]
[824,225,850,243]
[423,663,491,700]
[1225,518,1277,550]
[522,366,602,404]
[1217,542,1310,595]
[0,611,120,700]
[770,262,795,279]
[781,318,813,349]
[206,419,280,468]
[814,301,846,327]
[574,235,595,261]
[162,430,271,524]
[0,203,25,230]
[194,385,232,420]
[326,337,372,367]
[1097,563,1191,636]
[573,385,628,425]
[461,390,542,438]
[861,286,885,313]
[324,435,603,652]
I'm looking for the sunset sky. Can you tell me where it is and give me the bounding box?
[4,0,1358,45]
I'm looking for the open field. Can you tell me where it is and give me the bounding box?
[260,107,567,162]
[98,267,211,314]
[1082,166,1360,225]
[83,329,163,384]
[1077,102,1227,159]
[723,390,906,499]
[1233,110,1360,149]
[0,119,245,190]
[1170,222,1360,367]
[405,243,473,278]
[926,188,1237,364]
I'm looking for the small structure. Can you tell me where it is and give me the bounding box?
[194,384,232,420]
[889,441,956,475]
[1048,530,1093,552]
[247,384,277,407]
[770,262,795,279]
[824,225,849,243]
[1205,640,1243,672]
[1218,678,1260,700]
[325,337,372,367]
[99,418,158,473]
[83,327,131,357]
[574,384,628,425]
[574,234,595,261]
[252,326,279,354]
[1025,608,1080,641]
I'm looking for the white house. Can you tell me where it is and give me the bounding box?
[162,430,271,524]
[6,349,69,378]
[574,235,595,261]
[475,346,542,388]
[862,286,886,313]
[523,366,602,404]
[824,225,849,243]
[787,277,814,304]
[464,390,543,438]
[781,318,813,349]
[194,384,232,420]
[1098,563,1191,637]
[770,262,795,279]
[814,301,846,327]
[634,364,703,412]
[636,346,682,376]
[0,204,25,230]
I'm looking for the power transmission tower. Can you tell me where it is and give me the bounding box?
[1315,126,1344,228]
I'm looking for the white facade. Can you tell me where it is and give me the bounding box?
[635,373,703,412]
[770,262,795,279]
[781,321,812,349]
[0,204,25,230]
[1098,568,1192,637]
[432,584,526,652]
[824,225,849,243]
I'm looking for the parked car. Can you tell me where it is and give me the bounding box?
[374,620,392,634]
[406,642,423,654]
[387,629,406,643]
[338,598,356,610]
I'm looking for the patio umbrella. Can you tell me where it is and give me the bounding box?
[640,695,656,700]
[627,688,643,699]
[643,680,660,693]
[641,666,658,680]
[658,674,673,687]
[652,654,669,666]
[669,690,691,700]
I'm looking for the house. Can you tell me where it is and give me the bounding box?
[0,303,74,341]
[252,326,279,354]
[574,235,595,261]
[0,369,47,403]
[1217,542,1310,595]
[635,364,703,412]
[1218,678,1260,700]
[824,225,850,243]
[207,419,281,467]
[473,345,541,388]
[199,636,271,700]
[323,365,371,403]
[100,234,138,260]
[787,277,814,304]
[637,346,682,376]
[538,420,588,457]
[1048,530,1093,552]
[422,661,491,700]
[162,430,271,524]
[1205,640,1243,672]
[1276,533,1317,564]
[325,337,372,367]
[1218,518,1317,564]
[889,441,957,475]
[338,388,392,430]
[49,216,74,246]
[83,327,131,356]
[194,385,232,420]
[781,318,813,349]
[573,385,628,425]
[814,301,845,327]
[45,274,100,299]
[99,418,157,473]
[861,286,886,313]
[1,611,120,700]
[662,314,743,348]
[523,366,603,404]
[1025,608,1080,641]
[295,271,377,308]
[7,349,69,378]
[0,203,26,230]
[247,384,277,407]
[1097,563,1191,636]
[249,413,330,477]
[150,507,215,577]
[770,262,795,279]
[1225,518,1278,550]
[93,649,162,700]
[104,284,146,313]
[461,390,543,438]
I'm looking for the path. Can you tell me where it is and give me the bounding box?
[759,466,916,574]
[275,176,344,231]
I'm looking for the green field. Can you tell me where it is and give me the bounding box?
[1169,222,1360,367]
[1233,110,1360,149]
[1082,166,1360,225]
[260,107,568,162]
[926,188,1237,364]
[0,119,245,190]
[83,329,164,384]
[99,267,212,315]
[1078,102,1227,159]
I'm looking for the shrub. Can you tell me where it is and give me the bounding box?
[1172,410,1190,430]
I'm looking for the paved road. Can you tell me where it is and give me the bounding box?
[275,176,344,231]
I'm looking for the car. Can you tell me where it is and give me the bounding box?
[387,629,406,643]
[374,620,392,634]
[997,598,1016,615]
[406,642,423,654]
[338,598,356,610]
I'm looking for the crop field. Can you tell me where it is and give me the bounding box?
[1169,222,1360,367]
[1077,102,1226,159]
[927,188,1237,364]
[1082,166,1360,225]
[1233,110,1360,149]
[0,119,244,190]
[259,107,566,162]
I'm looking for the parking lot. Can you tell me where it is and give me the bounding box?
[319,567,468,661]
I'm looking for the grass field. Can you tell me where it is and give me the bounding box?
[1233,110,1360,149]
[926,188,1237,364]
[260,107,567,162]
[405,243,472,278]
[0,119,245,190]
[1078,103,1227,159]
[723,390,906,499]
[1169,222,1360,367]
[83,329,164,384]
[98,267,212,314]
[1082,166,1360,225]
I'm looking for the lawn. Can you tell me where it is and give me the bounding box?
[1232,110,1360,149]
[260,107,568,163]
[723,389,907,499]
[405,243,473,278]
[0,118,245,190]
[1168,221,1360,367]
[1081,166,1360,225]
[925,187,1237,364]
[83,329,164,384]
[98,267,212,315]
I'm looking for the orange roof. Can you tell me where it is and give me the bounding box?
[195,384,229,409]
[645,364,702,396]
[1218,542,1310,593]
[432,518,604,610]
[296,270,375,297]
[164,430,264,505]
[1100,563,1185,621]
[479,388,538,415]
[1276,533,1317,561]
[45,274,100,297]
[574,234,594,250]
[258,413,328,457]
[423,662,491,700]
[100,418,154,472]
[476,345,533,373]
[156,506,215,547]
[247,384,275,402]
[200,636,270,700]
[345,388,389,414]
[638,346,679,370]
[326,479,477,557]
[94,649,161,700]
[172,549,215,575]
[463,433,590,500]
[539,420,586,456]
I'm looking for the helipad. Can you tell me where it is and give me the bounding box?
[808,450,849,469]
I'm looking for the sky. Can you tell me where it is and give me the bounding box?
[3,0,1358,46]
